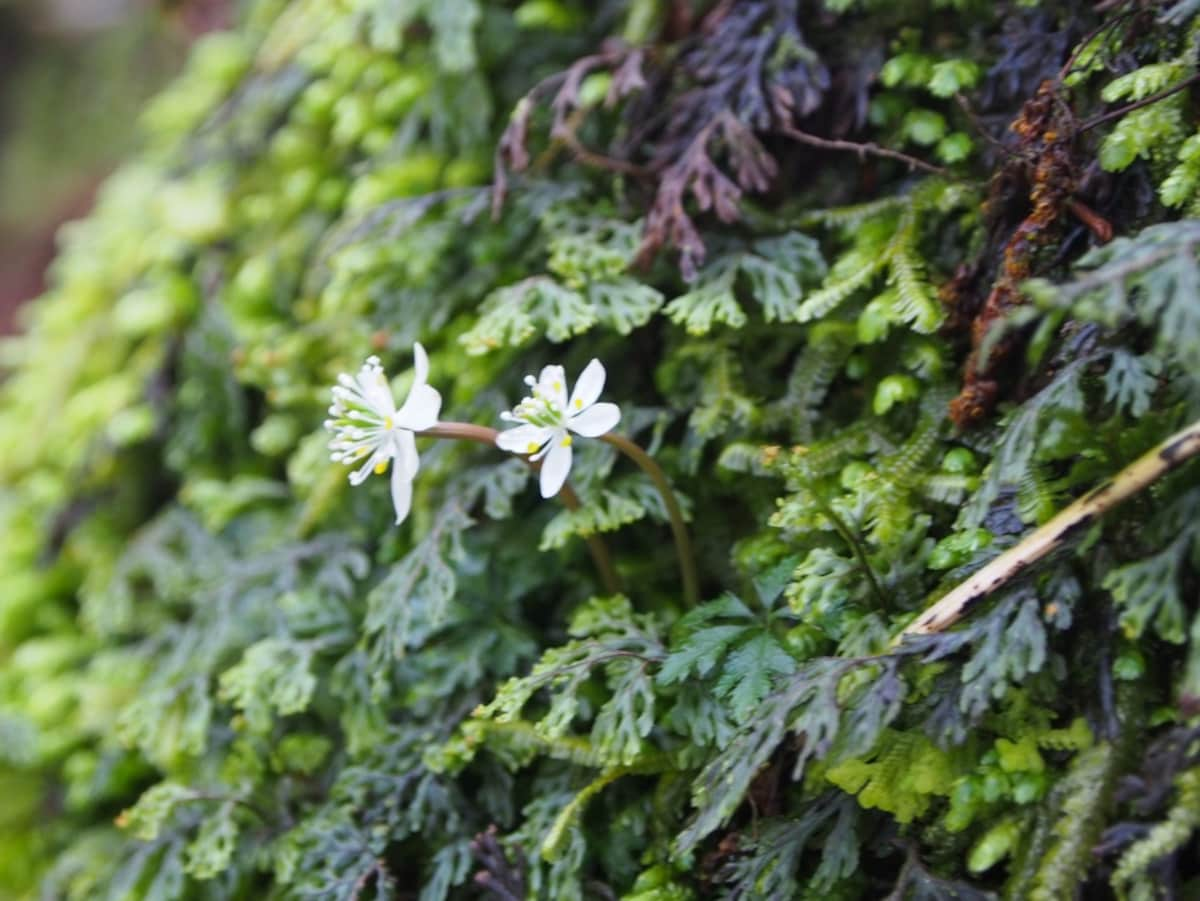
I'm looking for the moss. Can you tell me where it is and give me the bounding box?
[2,1,1200,898]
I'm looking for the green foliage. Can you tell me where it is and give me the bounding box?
[659,587,798,720]
[460,209,666,353]
[797,180,973,334]
[826,730,961,823]
[664,233,826,334]
[1098,60,1194,174]
[1111,765,1200,898]
[4,1,1200,899]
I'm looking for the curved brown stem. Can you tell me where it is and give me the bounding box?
[776,124,952,177]
[420,422,623,595]
[1080,72,1200,133]
[600,432,700,608]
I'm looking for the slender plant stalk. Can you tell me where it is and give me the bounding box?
[806,488,888,612]
[421,422,622,596]
[600,432,700,608]
[903,418,1200,636]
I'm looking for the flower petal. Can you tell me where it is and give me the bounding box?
[538,440,572,498]
[412,342,429,385]
[395,383,441,431]
[568,401,620,437]
[360,364,396,416]
[496,424,553,454]
[568,358,606,412]
[537,364,568,410]
[390,465,413,525]
[395,429,419,479]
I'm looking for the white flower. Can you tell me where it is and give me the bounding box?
[496,358,621,498]
[324,344,441,524]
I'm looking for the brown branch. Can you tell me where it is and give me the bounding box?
[1056,3,1139,84]
[776,124,952,177]
[555,125,652,177]
[1080,72,1200,133]
[953,93,1022,161]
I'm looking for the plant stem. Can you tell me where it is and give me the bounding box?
[1080,72,1200,133]
[421,422,622,595]
[777,123,952,177]
[902,417,1200,637]
[807,488,888,612]
[600,432,700,608]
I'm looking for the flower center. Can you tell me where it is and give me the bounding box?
[517,392,567,429]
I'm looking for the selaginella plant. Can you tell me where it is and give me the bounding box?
[3,1,1200,899]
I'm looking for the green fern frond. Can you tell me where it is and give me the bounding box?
[885,207,942,334]
[665,232,826,334]
[766,322,857,442]
[800,195,907,230]
[797,246,887,322]
[460,276,597,354]
[664,262,744,334]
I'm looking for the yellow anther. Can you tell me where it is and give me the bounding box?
[383,416,393,429]
[561,435,572,447]
[554,381,563,392]
[574,398,583,409]
[355,447,370,459]
[374,460,388,475]
[526,441,539,454]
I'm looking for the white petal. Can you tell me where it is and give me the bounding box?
[568,401,620,437]
[538,440,572,498]
[390,466,413,525]
[395,429,419,479]
[538,364,568,409]
[361,369,395,416]
[568,359,606,412]
[395,383,441,431]
[412,342,429,385]
[496,424,553,454]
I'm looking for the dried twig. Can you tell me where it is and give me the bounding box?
[1080,72,1200,132]
[903,418,1200,636]
[953,92,1022,160]
[776,124,952,177]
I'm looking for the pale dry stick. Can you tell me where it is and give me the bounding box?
[421,422,622,596]
[600,432,700,608]
[903,418,1200,637]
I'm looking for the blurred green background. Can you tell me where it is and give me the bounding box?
[0,0,231,333]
